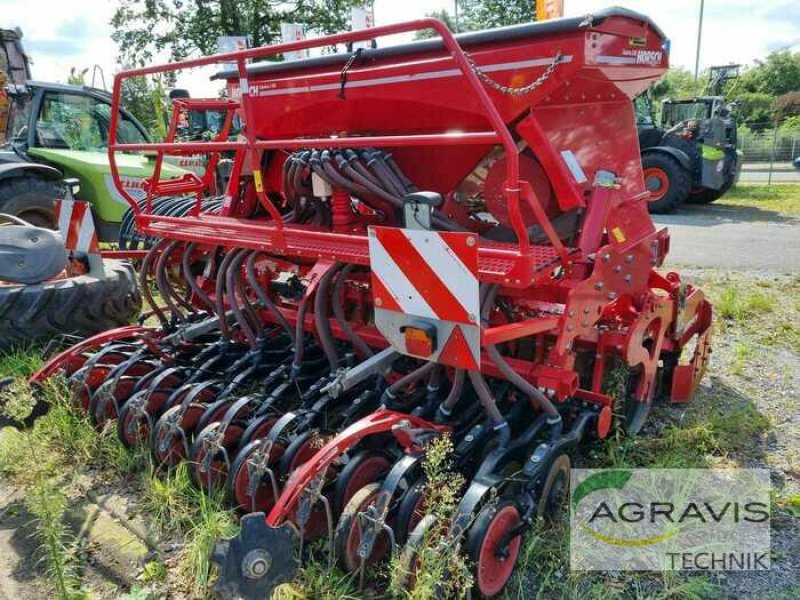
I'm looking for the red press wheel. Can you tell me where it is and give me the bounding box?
[191,424,245,492]
[73,366,112,413]
[117,396,149,449]
[334,450,393,514]
[467,500,523,599]
[151,404,205,468]
[395,477,427,544]
[230,440,286,513]
[334,483,391,572]
[279,432,332,478]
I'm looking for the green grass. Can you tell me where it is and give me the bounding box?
[720,184,800,215]
[0,344,45,378]
[0,271,794,600]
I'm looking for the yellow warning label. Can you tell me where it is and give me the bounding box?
[253,170,264,193]
[611,226,626,243]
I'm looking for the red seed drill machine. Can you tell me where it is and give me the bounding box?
[30,7,712,598]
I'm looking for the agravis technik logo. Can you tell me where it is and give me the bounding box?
[570,469,771,571]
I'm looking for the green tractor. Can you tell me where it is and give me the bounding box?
[636,65,743,213]
[0,27,187,241]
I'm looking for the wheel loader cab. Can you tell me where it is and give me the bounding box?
[6,83,150,152]
[0,82,195,241]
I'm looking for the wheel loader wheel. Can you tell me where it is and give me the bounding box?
[642,153,691,214]
[334,482,391,572]
[686,177,734,204]
[0,176,60,229]
[0,260,141,353]
[467,499,523,599]
[535,454,571,522]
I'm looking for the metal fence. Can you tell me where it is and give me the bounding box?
[738,128,798,163]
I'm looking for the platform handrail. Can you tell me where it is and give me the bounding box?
[108,17,530,249]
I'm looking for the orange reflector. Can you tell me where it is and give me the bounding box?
[402,324,437,357]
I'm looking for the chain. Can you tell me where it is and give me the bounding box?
[467,51,563,96]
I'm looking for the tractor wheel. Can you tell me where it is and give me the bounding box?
[641,153,691,214]
[467,499,523,598]
[0,176,60,229]
[0,260,141,353]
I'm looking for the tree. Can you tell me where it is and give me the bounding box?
[739,49,800,97]
[651,67,701,102]
[67,67,88,86]
[111,0,369,67]
[121,75,168,139]
[458,0,535,31]
[414,10,457,40]
[734,92,773,128]
[773,91,800,120]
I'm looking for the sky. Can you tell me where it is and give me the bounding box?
[2,0,798,94]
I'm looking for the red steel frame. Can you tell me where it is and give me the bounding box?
[96,14,706,409]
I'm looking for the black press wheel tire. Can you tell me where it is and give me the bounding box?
[0,260,141,353]
[0,176,60,229]
[641,153,691,214]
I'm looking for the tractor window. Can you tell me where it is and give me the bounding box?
[661,102,712,128]
[7,96,31,143]
[36,92,147,150]
[92,103,148,145]
[38,93,104,150]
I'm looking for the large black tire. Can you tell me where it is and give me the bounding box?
[685,176,735,205]
[0,260,141,353]
[641,153,691,214]
[0,176,60,229]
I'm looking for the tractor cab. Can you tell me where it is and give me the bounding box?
[0,78,191,240]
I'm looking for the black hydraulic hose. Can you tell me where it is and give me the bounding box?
[232,250,265,341]
[314,264,343,373]
[226,249,257,346]
[426,364,443,405]
[182,242,216,313]
[153,242,183,323]
[293,151,313,197]
[349,149,384,188]
[369,152,408,198]
[468,370,510,446]
[282,154,294,201]
[140,240,170,327]
[482,285,560,419]
[159,241,195,318]
[332,264,373,359]
[291,298,310,379]
[214,249,240,339]
[436,368,465,422]
[340,160,404,207]
[246,252,295,344]
[381,361,437,405]
[329,152,394,217]
[386,152,418,192]
[321,151,371,197]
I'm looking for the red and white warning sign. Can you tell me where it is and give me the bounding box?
[368,226,481,370]
[56,198,100,256]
